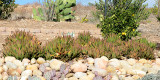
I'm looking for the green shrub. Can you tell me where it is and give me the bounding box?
[0,0,17,19]
[97,0,147,40]
[139,8,151,20]
[43,36,82,61]
[2,31,42,60]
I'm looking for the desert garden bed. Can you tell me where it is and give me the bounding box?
[0,31,159,80]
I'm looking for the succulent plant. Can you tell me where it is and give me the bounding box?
[43,36,82,61]
[3,31,42,60]
[8,75,18,80]
[55,0,76,21]
[28,75,41,80]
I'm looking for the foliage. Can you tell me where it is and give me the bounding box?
[32,8,45,21]
[88,0,105,22]
[139,8,151,20]
[33,0,76,22]
[97,0,147,40]
[80,15,88,23]
[2,31,42,60]
[2,31,156,61]
[82,33,155,59]
[0,0,17,19]
[33,0,55,21]
[150,6,158,15]
[135,38,156,48]
[76,32,91,46]
[43,36,82,61]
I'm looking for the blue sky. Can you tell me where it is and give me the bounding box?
[15,0,156,8]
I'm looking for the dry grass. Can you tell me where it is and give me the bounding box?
[9,2,40,20]
[72,3,98,24]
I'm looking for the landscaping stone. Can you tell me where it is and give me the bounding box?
[5,56,16,62]
[108,59,121,69]
[71,62,87,72]
[0,67,3,73]
[5,61,17,69]
[100,56,109,62]
[92,68,107,77]
[66,73,74,78]
[0,58,4,66]
[21,70,32,77]
[139,59,148,64]
[33,70,42,76]
[26,65,38,71]
[50,59,64,70]
[68,77,78,80]
[31,58,36,64]
[74,72,87,78]
[87,58,94,64]
[2,72,8,80]
[127,58,136,66]
[0,56,160,80]
[94,58,108,69]
[13,60,23,66]
[37,57,45,64]
[3,65,8,72]
[156,58,160,65]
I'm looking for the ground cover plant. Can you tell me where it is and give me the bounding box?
[2,31,156,61]
[2,31,42,60]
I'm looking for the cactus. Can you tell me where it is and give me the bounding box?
[55,0,76,21]
[32,8,44,21]
[28,75,41,80]
[2,31,42,60]
[8,76,18,80]
[33,0,76,22]
[33,0,55,21]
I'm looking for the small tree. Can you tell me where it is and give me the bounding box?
[97,0,147,40]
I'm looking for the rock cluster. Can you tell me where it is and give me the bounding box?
[0,56,159,80]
